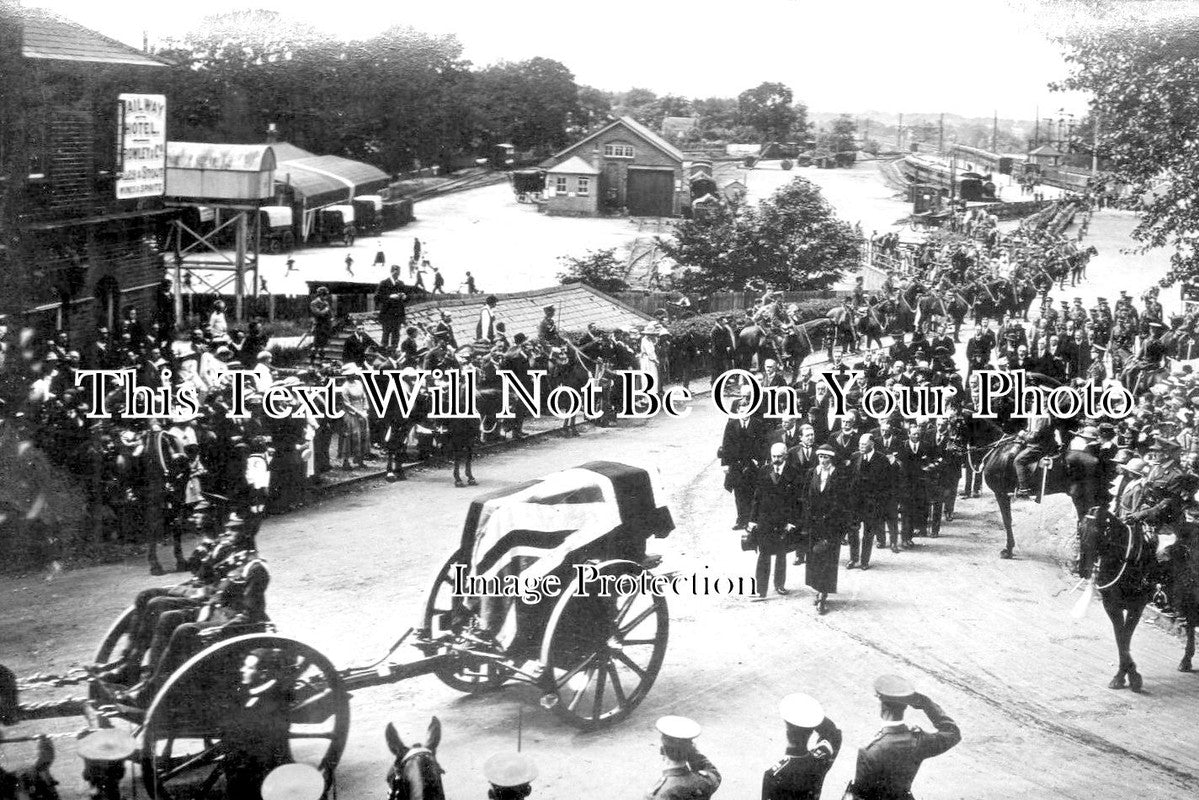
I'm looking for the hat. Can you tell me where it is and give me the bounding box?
[1120,457,1147,475]
[483,753,538,788]
[1111,448,1133,465]
[815,444,837,457]
[261,764,325,800]
[1076,426,1100,441]
[274,376,302,389]
[544,305,555,313]
[341,363,360,376]
[78,728,136,762]
[317,286,329,295]
[656,716,702,740]
[779,693,825,728]
[1149,320,1166,329]
[873,674,916,702]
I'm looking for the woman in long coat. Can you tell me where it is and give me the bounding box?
[803,445,846,614]
[639,324,662,394]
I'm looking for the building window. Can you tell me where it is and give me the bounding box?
[577,177,590,196]
[604,143,635,158]
[555,176,568,195]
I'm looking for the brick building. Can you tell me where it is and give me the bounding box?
[0,4,172,348]
[540,116,688,217]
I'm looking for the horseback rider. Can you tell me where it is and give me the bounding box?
[1013,391,1060,500]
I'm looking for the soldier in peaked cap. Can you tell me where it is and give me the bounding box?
[647,716,721,800]
[484,752,537,800]
[761,694,842,800]
[848,676,960,800]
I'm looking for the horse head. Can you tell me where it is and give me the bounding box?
[1078,510,1156,593]
[385,719,445,800]
[0,737,58,800]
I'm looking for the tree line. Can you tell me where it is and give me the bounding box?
[155,11,833,173]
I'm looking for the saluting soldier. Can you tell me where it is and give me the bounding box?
[761,693,841,800]
[850,675,961,800]
[647,716,721,800]
[484,752,537,800]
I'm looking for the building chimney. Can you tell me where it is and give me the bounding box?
[266,123,278,144]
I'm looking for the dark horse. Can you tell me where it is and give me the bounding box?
[737,319,829,381]
[982,440,1105,559]
[1078,510,1160,691]
[385,718,445,800]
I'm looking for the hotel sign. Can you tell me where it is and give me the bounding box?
[116,93,166,198]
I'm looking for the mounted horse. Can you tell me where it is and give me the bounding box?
[384,718,445,800]
[942,291,971,342]
[857,304,888,352]
[735,319,777,373]
[824,305,858,361]
[1077,510,1161,691]
[981,423,1105,559]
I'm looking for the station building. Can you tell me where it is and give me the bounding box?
[540,116,688,217]
[0,4,173,346]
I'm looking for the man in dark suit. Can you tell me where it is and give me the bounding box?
[964,319,995,378]
[803,445,846,614]
[710,316,736,384]
[341,322,371,366]
[786,424,818,483]
[721,387,769,529]
[895,421,931,547]
[772,415,805,452]
[852,675,961,800]
[849,433,892,569]
[747,443,801,598]
[375,265,408,351]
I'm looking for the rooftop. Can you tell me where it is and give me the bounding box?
[18,8,168,67]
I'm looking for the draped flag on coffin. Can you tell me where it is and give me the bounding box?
[459,462,674,582]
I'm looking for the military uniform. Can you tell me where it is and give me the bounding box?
[649,717,721,800]
[648,755,721,800]
[762,694,841,800]
[852,678,961,800]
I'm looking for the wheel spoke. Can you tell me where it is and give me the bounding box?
[618,605,656,638]
[552,654,595,690]
[612,593,638,629]
[619,638,658,646]
[590,659,608,721]
[606,660,627,709]
[566,667,595,712]
[613,651,649,682]
[158,741,224,782]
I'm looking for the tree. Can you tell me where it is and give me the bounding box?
[570,86,614,135]
[557,248,629,294]
[693,96,739,134]
[830,114,857,152]
[1055,5,1199,285]
[736,82,797,141]
[658,178,861,293]
[472,58,581,151]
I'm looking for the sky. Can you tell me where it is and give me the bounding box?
[24,0,1115,118]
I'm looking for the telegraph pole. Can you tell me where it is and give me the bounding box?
[1091,111,1101,174]
[938,113,944,153]
[992,110,998,153]
[897,113,903,150]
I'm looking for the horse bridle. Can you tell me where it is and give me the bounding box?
[390,746,446,800]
